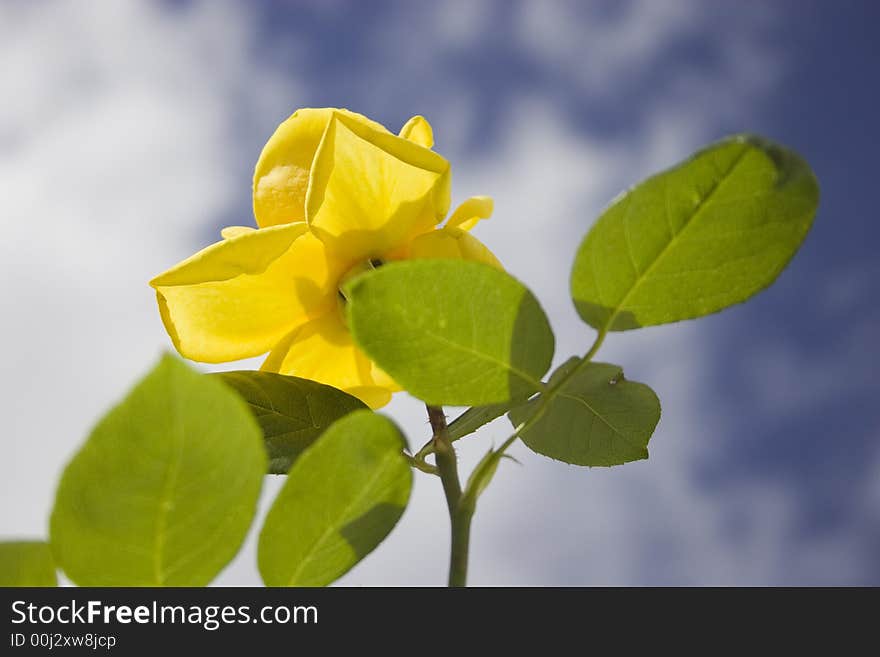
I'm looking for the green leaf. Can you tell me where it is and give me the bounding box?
[571,134,819,331]
[461,444,518,511]
[510,360,661,466]
[345,260,554,406]
[258,410,412,587]
[214,371,367,475]
[0,541,57,587]
[466,449,502,502]
[50,354,266,586]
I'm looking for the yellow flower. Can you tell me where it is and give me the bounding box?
[150,108,501,408]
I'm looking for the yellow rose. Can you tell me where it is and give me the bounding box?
[151,108,500,408]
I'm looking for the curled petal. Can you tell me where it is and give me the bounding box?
[405,226,503,270]
[261,312,399,409]
[253,108,388,228]
[446,195,494,231]
[306,112,451,260]
[150,224,346,363]
[399,115,434,148]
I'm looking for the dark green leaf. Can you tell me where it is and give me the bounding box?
[50,355,266,586]
[510,360,660,466]
[571,135,819,331]
[214,371,367,474]
[346,260,554,406]
[258,410,411,587]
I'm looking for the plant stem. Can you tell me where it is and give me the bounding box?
[423,329,610,586]
[426,404,469,587]
[448,506,473,587]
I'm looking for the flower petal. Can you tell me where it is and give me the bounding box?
[253,108,389,228]
[405,226,503,269]
[341,387,392,410]
[399,115,434,148]
[306,112,451,260]
[220,226,255,239]
[261,312,397,409]
[446,195,494,231]
[151,224,347,363]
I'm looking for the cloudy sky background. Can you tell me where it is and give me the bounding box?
[2,0,878,585]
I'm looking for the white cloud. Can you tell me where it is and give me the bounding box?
[0,0,298,559]
[517,0,693,89]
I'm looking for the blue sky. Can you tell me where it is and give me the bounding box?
[2,0,878,585]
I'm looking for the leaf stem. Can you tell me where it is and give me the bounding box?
[583,327,607,364]
[414,439,436,463]
[539,328,609,404]
[404,451,438,475]
[426,404,469,587]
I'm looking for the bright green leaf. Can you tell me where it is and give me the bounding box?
[0,541,57,587]
[345,260,554,406]
[571,135,819,331]
[50,354,266,586]
[510,360,661,466]
[258,410,412,587]
[214,371,367,474]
